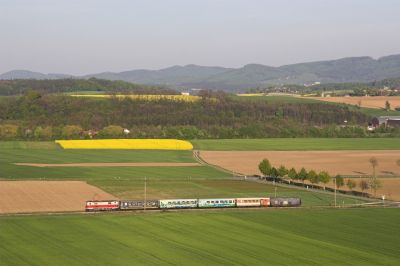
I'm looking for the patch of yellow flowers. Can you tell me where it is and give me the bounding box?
[71,94,201,102]
[236,93,265,96]
[55,139,193,150]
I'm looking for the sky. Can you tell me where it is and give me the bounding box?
[1,0,400,75]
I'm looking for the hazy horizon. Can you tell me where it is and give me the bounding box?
[1,0,400,75]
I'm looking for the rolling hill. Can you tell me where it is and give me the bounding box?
[2,54,400,91]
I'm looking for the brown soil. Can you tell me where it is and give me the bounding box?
[303,178,400,201]
[0,181,115,214]
[308,96,400,110]
[201,150,400,200]
[14,162,200,167]
[201,150,400,176]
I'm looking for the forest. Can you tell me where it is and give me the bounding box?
[1,91,396,140]
[0,78,178,95]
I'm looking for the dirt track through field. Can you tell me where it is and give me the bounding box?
[308,96,400,110]
[14,162,201,167]
[0,181,115,214]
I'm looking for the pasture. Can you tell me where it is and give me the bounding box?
[191,138,400,151]
[0,208,399,265]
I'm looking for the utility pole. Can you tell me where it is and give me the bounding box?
[334,177,337,208]
[274,187,277,197]
[144,177,147,210]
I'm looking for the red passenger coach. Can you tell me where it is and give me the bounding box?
[260,198,270,207]
[85,200,119,212]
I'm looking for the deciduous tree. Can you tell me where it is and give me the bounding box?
[258,159,272,177]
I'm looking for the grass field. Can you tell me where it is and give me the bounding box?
[0,141,367,206]
[0,208,399,265]
[191,138,400,150]
[231,95,320,103]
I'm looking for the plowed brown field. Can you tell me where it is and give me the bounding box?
[308,96,400,110]
[201,150,400,200]
[0,181,115,214]
[201,150,400,176]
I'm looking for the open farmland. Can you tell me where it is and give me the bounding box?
[200,150,400,200]
[192,138,400,151]
[0,141,369,213]
[0,181,114,214]
[56,139,193,150]
[0,209,399,266]
[200,150,400,176]
[308,96,400,110]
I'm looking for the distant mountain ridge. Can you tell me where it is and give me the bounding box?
[2,54,400,91]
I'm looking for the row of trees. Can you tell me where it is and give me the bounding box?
[258,159,332,187]
[258,159,383,196]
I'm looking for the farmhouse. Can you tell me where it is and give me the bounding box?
[370,116,400,129]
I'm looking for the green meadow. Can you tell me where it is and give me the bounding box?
[0,208,399,266]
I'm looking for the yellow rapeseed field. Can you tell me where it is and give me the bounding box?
[55,139,194,150]
[71,94,201,102]
[236,93,265,96]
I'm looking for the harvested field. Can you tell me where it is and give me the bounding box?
[0,181,115,214]
[201,150,400,200]
[200,150,400,176]
[14,162,200,167]
[308,96,400,110]
[312,177,400,201]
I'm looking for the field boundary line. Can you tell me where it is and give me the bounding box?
[193,150,243,176]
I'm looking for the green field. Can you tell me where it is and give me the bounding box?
[232,95,320,103]
[191,138,400,150]
[0,141,367,205]
[0,208,398,265]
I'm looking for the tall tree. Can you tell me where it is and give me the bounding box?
[258,159,272,177]
[318,171,331,189]
[385,100,391,111]
[369,157,379,178]
[298,167,308,183]
[346,179,356,191]
[333,175,344,189]
[277,165,288,178]
[368,177,382,197]
[307,170,319,184]
[287,167,297,182]
[359,180,369,194]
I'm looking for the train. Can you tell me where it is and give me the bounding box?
[85,197,301,211]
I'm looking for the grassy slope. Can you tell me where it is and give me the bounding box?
[191,138,400,150]
[0,208,399,266]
